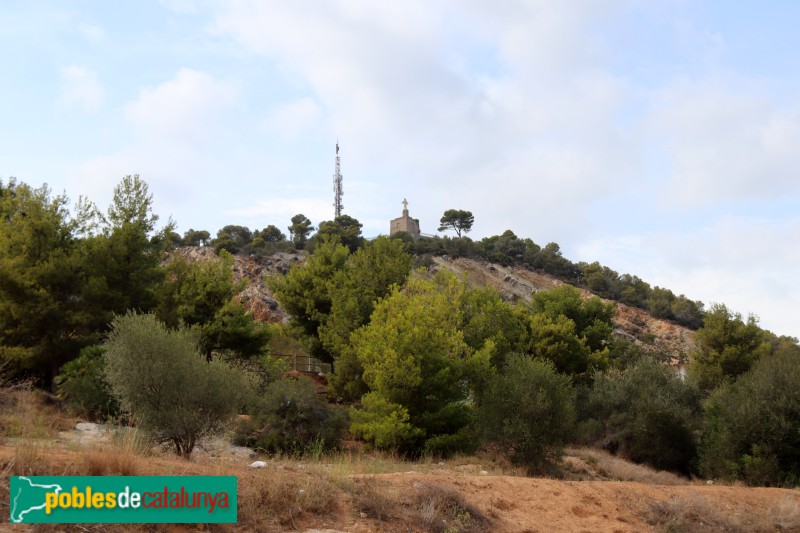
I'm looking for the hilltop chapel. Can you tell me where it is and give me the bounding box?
[389,198,421,239]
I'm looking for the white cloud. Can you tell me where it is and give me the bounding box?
[577,216,800,338]
[76,22,105,43]
[264,98,324,139]
[209,1,641,242]
[60,65,105,112]
[648,77,800,205]
[69,69,243,223]
[124,68,239,143]
[223,196,332,229]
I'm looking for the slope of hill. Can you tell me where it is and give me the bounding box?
[182,247,697,363]
[429,255,696,362]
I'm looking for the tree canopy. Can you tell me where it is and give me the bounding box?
[691,303,771,391]
[313,215,364,252]
[350,271,492,454]
[438,209,474,237]
[103,312,249,458]
[288,214,314,249]
[0,178,84,383]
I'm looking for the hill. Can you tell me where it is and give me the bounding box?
[180,247,697,365]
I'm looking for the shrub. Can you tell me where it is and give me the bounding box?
[236,377,346,456]
[699,346,800,486]
[579,357,702,473]
[103,312,250,458]
[475,354,575,473]
[55,345,119,420]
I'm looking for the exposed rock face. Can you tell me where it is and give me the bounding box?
[171,248,695,360]
[430,255,696,361]
[171,247,306,325]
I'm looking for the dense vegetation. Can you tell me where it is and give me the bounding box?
[2,175,799,483]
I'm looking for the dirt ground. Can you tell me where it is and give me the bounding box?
[353,471,799,533]
[3,436,799,533]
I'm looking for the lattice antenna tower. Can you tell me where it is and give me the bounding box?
[333,142,343,217]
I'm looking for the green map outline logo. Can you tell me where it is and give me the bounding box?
[10,476,63,523]
[8,476,237,524]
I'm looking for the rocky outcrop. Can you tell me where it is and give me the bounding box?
[430,255,696,361]
[171,247,306,325]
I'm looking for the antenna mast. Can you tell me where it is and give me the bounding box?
[333,142,343,218]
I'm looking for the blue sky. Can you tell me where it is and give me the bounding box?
[1,1,798,338]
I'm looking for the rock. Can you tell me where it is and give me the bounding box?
[480,470,489,475]
[229,445,256,459]
[249,461,267,468]
[75,422,101,432]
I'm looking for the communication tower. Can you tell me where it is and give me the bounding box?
[333,142,343,217]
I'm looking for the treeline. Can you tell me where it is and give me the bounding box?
[403,232,705,329]
[175,214,704,330]
[0,175,270,388]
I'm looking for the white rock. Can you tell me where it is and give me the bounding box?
[248,460,268,468]
[479,470,489,475]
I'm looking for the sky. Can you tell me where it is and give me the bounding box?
[1,1,798,338]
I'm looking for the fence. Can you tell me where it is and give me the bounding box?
[272,353,331,375]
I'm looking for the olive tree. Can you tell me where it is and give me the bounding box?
[103,312,250,458]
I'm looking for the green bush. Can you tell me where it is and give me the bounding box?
[475,354,575,473]
[103,312,250,458]
[236,377,346,456]
[55,345,119,420]
[579,357,702,473]
[699,346,800,486]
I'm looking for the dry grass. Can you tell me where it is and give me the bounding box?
[565,447,687,485]
[409,482,489,533]
[346,476,397,521]
[0,388,73,440]
[238,467,343,529]
[647,493,800,533]
[80,427,152,476]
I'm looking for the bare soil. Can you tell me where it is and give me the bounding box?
[2,434,798,533]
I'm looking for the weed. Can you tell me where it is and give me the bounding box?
[410,483,488,533]
[346,476,397,521]
[239,468,342,528]
[565,447,685,485]
[646,493,800,533]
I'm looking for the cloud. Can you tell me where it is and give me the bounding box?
[648,76,800,206]
[76,22,105,43]
[264,98,324,139]
[223,196,332,229]
[60,65,105,112]
[209,1,641,242]
[69,68,243,221]
[124,68,239,143]
[577,216,800,338]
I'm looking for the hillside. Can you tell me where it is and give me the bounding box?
[429,255,697,364]
[178,247,697,364]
